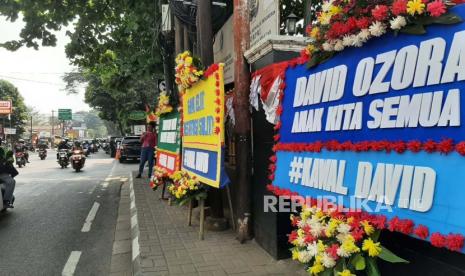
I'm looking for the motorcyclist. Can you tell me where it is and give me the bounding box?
[14,139,29,163]
[0,148,18,208]
[57,139,71,159]
[72,141,83,151]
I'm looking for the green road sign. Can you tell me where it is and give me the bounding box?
[128,111,146,121]
[58,109,72,120]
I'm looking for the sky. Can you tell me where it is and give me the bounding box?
[0,16,89,115]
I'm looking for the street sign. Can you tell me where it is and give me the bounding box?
[58,109,72,120]
[128,111,146,121]
[4,128,16,135]
[134,125,146,135]
[0,100,12,115]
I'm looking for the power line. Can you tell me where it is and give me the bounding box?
[0,74,63,86]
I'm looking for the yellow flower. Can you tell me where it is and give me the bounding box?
[362,238,382,257]
[185,56,193,65]
[308,261,325,275]
[407,0,425,15]
[317,12,332,25]
[338,269,356,276]
[361,220,375,236]
[306,44,316,54]
[329,5,342,15]
[325,218,340,237]
[310,27,320,39]
[291,249,299,260]
[341,235,360,255]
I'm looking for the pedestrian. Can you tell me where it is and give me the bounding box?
[136,121,157,179]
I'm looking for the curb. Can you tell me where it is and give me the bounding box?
[129,172,143,276]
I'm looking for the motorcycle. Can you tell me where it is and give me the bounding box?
[0,182,14,212]
[71,150,86,172]
[38,148,47,160]
[57,149,69,169]
[15,152,26,168]
[82,144,90,157]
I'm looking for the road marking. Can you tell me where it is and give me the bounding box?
[132,237,140,261]
[81,202,100,232]
[62,251,81,276]
[102,181,109,188]
[88,185,97,194]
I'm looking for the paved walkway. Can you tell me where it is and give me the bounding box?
[131,172,304,276]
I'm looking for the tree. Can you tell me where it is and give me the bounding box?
[0,80,28,137]
[1,0,165,131]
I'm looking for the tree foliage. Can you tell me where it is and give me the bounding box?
[1,0,165,135]
[0,80,28,136]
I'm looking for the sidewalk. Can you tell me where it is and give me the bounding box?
[129,172,305,276]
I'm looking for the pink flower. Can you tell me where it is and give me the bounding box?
[372,5,390,21]
[427,0,446,17]
[392,0,408,15]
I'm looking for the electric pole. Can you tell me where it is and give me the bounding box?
[51,110,55,137]
[234,0,252,241]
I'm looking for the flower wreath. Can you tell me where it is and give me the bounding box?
[305,0,463,67]
[150,166,171,190]
[168,170,208,205]
[155,91,173,117]
[175,51,204,91]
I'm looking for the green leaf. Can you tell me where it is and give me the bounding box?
[320,268,333,276]
[378,246,409,263]
[366,258,381,276]
[432,13,463,25]
[350,253,366,271]
[400,24,427,35]
[371,230,381,242]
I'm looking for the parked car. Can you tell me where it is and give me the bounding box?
[119,136,141,163]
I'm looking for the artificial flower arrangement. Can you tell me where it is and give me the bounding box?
[305,0,462,67]
[175,51,204,90]
[154,91,173,117]
[149,166,170,190]
[168,170,208,205]
[289,203,409,276]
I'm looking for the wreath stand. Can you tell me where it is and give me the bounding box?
[187,185,235,240]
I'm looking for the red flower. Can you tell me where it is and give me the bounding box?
[215,116,220,123]
[274,121,282,130]
[288,230,298,243]
[326,244,340,259]
[398,219,414,235]
[437,138,454,154]
[346,17,358,33]
[305,24,313,36]
[214,127,221,134]
[427,0,447,17]
[456,141,465,156]
[414,225,429,239]
[304,234,317,244]
[372,5,390,21]
[291,216,300,227]
[268,164,276,172]
[431,232,446,248]
[388,216,401,232]
[215,107,221,114]
[268,174,275,181]
[273,134,280,142]
[351,227,365,242]
[392,0,408,15]
[446,234,465,252]
[423,139,437,153]
[407,140,422,153]
[392,141,407,154]
[371,215,387,230]
[269,155,277,163]
[276,105,283,116]
[356,17,371,29]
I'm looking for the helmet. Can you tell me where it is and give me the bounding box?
[18,139,25,143]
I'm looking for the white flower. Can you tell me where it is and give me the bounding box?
[390,16,407,30]
[334,40,344,51]
[337,223,351,234]
[337,246,351,258]
[322,253,337,268]
[351,34,363,47]
[321,0,334,12]
[297,250,313,263]
[296,236,306,247]
[322,42,334,52]
[342,35,353,47]
[357,29,371,43]
[369,21,387,37]
[309,221,324,237]
[307,241,319,257]
[336,233,349,243]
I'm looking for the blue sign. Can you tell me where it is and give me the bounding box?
[274,5,465,252]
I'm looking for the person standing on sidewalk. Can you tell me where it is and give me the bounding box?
[136,121,157,179]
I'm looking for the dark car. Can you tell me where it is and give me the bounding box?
[119,136,141,163]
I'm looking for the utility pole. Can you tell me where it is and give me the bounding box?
[51,110,55,137]
[233,0,252,241]
[30,116,33,142]
[197,0,226,228]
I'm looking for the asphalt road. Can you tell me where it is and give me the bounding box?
[0,149,138,275]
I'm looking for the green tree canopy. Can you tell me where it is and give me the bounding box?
[0,80,28,136]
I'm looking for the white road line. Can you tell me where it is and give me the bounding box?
[102,181,109,188]
[62,251,81,276]
[81,202,100,232]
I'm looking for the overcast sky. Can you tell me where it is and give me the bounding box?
[0,16,89,115]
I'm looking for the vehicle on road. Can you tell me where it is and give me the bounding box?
[38,148,47,160]
[71,149,86,172]
[57,149,70,168]
[0,183,14,212]
[119,136,141,163]
[15,152,26,168]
